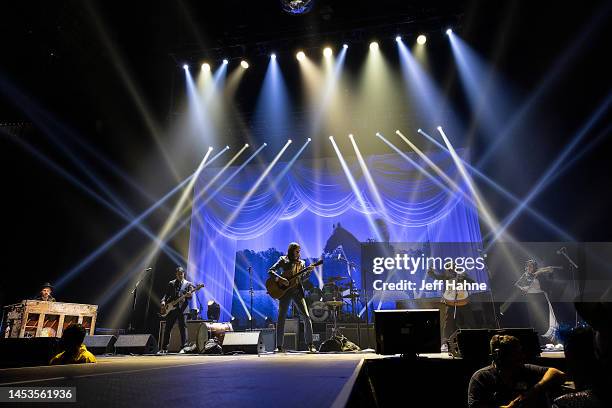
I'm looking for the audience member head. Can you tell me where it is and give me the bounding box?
[490,334,524,373]
[563,326,598,390]
[62,324,86,352]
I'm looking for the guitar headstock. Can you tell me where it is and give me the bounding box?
[312,259,323,267]
[195,283,205,290]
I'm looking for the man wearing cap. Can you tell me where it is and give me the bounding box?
[35,283,56,302]
[159,266,196,354]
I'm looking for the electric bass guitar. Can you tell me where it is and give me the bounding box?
[266,259,323,300]
[159,283,205,317]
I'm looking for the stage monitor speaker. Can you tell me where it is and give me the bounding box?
[222,331,264,354]
[0,337,62,368]
[247,328,275,352]
[448,328,541,362]
[84,335,117,355]
[374,309,440,355]
[115,334,158,355]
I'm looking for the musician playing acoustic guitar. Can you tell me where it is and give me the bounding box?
[268,242,318,353]
[428,262,477,350]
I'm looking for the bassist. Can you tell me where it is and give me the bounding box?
[159,266,196,354]
[268,242,317,353]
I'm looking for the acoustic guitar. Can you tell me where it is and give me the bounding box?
[266,259,323,300]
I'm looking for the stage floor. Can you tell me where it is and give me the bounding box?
[0,352,383,408]
[0,351,565,407]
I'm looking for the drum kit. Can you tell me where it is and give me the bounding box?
[306,275,362,328]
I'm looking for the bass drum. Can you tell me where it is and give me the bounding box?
[309,301,330,323]
[196,322,234,352]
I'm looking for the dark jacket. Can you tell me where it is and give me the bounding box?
[161,279,195,313]
[268,256,309,292]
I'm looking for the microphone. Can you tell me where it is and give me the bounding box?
[556,247,566,255]
[337,253,342,260]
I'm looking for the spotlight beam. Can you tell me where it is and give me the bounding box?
[349,134,388,218]
[84,2,181,181]
[486,92,612,244]
[55,146,228,289]
[222,141,292,231]
[417,129,574,240]
[435,127,502,236]
[99,145,250,309]
[330,136,384,241]
[376,132,474,216]
[2,129,187,267]
[475,4,610,168]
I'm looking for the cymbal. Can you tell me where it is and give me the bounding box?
[325,301,344,308]
[325,276,348,282]
[343,294,360,299]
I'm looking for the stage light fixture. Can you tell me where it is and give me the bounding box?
[296,51,306,61]
[348,133,354,139]
[323,47,333,58]
[223,59,229,65]
[241,60,249,69]
[226,145,230,149]
[343,44,348,49]
[245,144,249,148]
[446,28,453,35]
[369,42,379,51]
[417,35,427,45]
[201,63,211,71]
[307,137,312,142]
[329,135,334,140]
[182,64,188,70]
[271,53,277,60]
[207,300,221,321]
[280,0,314,15]
[395,36,402,42]
[288,139,293,144]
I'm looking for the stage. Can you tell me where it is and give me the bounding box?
[0,351,566,407]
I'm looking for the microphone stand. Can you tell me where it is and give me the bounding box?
[481,252,501,329]
[248,266,254,330]
[128,267,152,333]
[339,247,361,348]
[559,249,579,327]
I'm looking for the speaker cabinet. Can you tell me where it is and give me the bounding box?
[0,337,62,368]
[83,335,117,355]
[222,331,264,354]
[448,328,541,363]
[115,334,158,355]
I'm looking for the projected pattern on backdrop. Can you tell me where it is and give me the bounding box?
[187,150,485,323]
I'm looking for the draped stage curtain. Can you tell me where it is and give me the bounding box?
[188,151,484,321]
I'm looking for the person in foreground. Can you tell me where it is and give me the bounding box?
[49,324,97,365]
[468,334,565,408]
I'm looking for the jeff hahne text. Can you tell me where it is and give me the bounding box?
[371,254,488,292]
